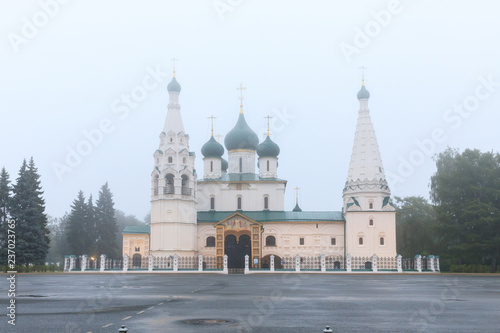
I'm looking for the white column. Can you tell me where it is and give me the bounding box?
[244,254,249,274]
[64,256,70,272]
[435,256,440,272]
[123,254,129,272]
[429,255,435,272]
[173,254,179,272]
[198,255,203,272]
[321,254,326,273]
[397,254,402,273]
[224,254,229,274]
[346,254,352,272]
[69,255,76,270]
[295,254,300,272]
[416,255,422,273]
[148,254,154,272]
[100,254,106,272]
[81,255,88,271]
[372,254,378,272]
[270,255,275,272]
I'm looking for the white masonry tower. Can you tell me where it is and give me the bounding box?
[150,68,198,256]
[343,75,396,257]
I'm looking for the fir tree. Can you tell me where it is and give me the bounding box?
[66,191,88,255]
[10,158,50,265]
[95,182,118,257]
[85,194,97,257]
[0,167,12,263]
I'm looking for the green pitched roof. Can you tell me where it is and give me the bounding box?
[198,173,286,182]
[122,225,150,234]
[197,211,345,223]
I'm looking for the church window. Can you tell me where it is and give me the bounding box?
[239,157,243,172]
[170,137,173,143]
[265,236,276,246]
[168,156,173,163]
[299,238,304,245]
[369,202,373,209]
[210,161,213,172]
[264,196,269,210]
[183,157,186,164]
[380,237,385,245]
[206,236,215,247]
[237,197,242,210]
[267,160,270,171]
[135,247,140,252]
[331,238,336,246]
[164,174,174,194]
[181,175,190,195]
[369,219,374,226]
[210,197,215,210]
[359,237,364,245]
[316,224,318,228]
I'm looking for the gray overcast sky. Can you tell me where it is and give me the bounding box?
[1,0,499,220]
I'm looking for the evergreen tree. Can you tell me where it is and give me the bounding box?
[0,167,12,263]
[10,158,50,265]
[95,182,118,257]
[66,191,88,255]
[85,194,97,257]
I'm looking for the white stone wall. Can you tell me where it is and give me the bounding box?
[227,150,256,174]
[258,157,278,178]
[203,158,222,179]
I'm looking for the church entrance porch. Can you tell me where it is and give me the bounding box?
[224,233,251,269]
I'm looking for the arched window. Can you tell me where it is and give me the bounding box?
[168,156,173,163]
[380,237,385,245]
[267,160,270,172]
[181,175,190,195]
[264,196,269,210]
[153,175,159,195]
[369,219,374,226]
[359,237,364,245]
[369,202,373,209]
[210,161,213,172]
[210,197,215,210]
[206,236,215,247]
[132,253,142,268]
[164,174,174,194]
[239,157,243,172]
[265,235,276,246]
[237,197,242,210]
[170,137,173,143]
[183,157,186,164]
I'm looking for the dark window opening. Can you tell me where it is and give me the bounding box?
[265,236,276,246]
[299,238,304,245]
[237,197,242,210]
[210,197,215,210]
[331,238,336,246]
[264,196,269,210]
[206,236,215,247]
[359,237,364,245]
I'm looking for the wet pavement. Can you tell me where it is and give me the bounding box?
[0,273,499,332]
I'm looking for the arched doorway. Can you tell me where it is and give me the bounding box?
[365,261,372,270]
[132,253,142,268]
[225,234,251,268]
[262,254,283,269]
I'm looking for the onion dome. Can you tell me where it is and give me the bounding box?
[167,77,181,93]
[201,136,224,158]
[257,135,280,157]
[224,113,259,151]
[221,158,228,171]
[357,85,370,100]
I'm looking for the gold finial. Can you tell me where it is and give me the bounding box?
[207,116,216,137]
[294,187,300,204]
[237,83,246,114]
[171,57,178,78]
[359,65,367,86]
[215,134,223,143]
[264,115,273,136]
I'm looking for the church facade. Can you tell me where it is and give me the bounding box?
[122,72,397,269]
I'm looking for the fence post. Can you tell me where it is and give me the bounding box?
[428,255,435,272]
[295,254,300,272]
[69,255,76,271]
[173,254,179,272]
[244,254,249,274]
[372,254,378,272]
[64,255,70,272]
[396,254,402,273]
[224,254,229,273]
[323,325,333,333]
[321,254,326,273]
[81,254,88,271]
[198,254,203,272]
[118,324,128,332]
[270,254,275,272]
[148,254,154,272]
[346,254,352,272]
[100,254,106,272]
[415,255,422,273]
[123,254,129,272]
[435,256,440,272]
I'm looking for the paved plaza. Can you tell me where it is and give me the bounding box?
[1,273,499,332]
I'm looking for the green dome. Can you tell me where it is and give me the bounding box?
[221,158,228,171]
[257,135,280,157]
[224,113,259,151]
[357,85,370,99]
[167,77,181,92]
[201,136,224,158]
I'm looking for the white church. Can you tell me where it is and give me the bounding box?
[122,70,397,270]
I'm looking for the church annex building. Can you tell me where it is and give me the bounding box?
[121,70,400,271]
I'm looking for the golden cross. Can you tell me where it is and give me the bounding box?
[294,187,300,204]
[359,65,367,85]
[264,115,273,136]
[237,83,246,113]
[215,134,223,143]
[171,58,178,77]
[207,116,216,136]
